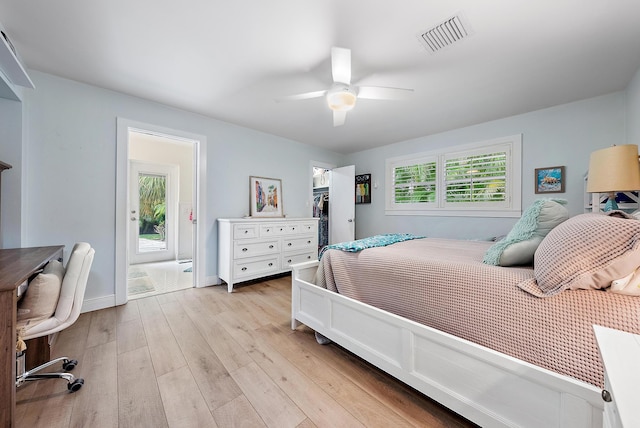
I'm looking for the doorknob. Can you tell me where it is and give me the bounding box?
[347,218,353,222]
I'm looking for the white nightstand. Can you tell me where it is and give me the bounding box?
[594,325,640,428]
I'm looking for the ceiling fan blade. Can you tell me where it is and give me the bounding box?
[333,110,347,127]
[357,86,414,100]
[331,47,351,84]
[275,90,326,102]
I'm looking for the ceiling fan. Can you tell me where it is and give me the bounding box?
[276,47,414,126]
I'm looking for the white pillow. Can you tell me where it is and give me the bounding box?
[609,267,640,296]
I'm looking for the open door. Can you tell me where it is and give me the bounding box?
[329,165,355,244]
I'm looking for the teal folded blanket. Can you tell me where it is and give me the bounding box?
[319,233,425,259]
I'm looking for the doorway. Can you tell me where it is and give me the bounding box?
[127,132,193,299]
[115,118,207,306]
[310,161,355,246]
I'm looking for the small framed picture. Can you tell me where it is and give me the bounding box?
[535,166,565,194]
[250,176,283,217]
[355,173,371,204]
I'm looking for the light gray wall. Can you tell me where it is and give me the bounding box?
[626,66,640,145]
[4,68,636,308]
[345,92,626,240]
[18,71,343,303]
[0,97,23,247]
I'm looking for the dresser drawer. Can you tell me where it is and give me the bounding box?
[259,224,287,237]
[282,251,317,269]
[282,236,316,252]
[234,240,280,259]
[234,224,259,239]
[233,256,279,279]
[297,222,317,234]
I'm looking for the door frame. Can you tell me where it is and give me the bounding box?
[115,118,207,305]
[129,160,179,264]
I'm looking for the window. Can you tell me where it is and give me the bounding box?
[385,135,522,217]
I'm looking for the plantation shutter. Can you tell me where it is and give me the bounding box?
[444,148,508,206]
[392,159,437,205]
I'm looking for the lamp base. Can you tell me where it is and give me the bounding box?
[603,194,618,212]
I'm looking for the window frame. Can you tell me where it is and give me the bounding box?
[385,134,522,217]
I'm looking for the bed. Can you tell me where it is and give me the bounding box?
[291,210,640,428]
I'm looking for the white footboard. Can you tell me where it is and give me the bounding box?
[291,261,604,428]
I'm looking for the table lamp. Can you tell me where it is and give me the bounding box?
[586,144,640,211]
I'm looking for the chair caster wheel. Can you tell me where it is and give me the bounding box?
[63,359,78,371]
[68,378,84,392]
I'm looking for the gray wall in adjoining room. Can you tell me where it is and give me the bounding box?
[345,92,626,240]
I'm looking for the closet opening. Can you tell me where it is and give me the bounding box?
[313,166,330,253]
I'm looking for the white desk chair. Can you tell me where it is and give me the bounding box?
[15,242,95,392]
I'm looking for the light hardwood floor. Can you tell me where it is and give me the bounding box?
[16,275,476,428]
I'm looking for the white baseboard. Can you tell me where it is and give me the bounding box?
[199,275,221,288]
[81,294,116,313]
[82,277,221,311]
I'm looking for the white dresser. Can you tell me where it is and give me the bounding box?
[217,218,318,292]
[594,325,640,428]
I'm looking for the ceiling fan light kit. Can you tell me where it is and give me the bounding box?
[327,84,357,111]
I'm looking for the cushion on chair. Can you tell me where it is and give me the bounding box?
[44,259,65,282]
[17,272,62,325]
[21,242,94,340]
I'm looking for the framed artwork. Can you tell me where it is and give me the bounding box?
[535,166,565,194]
[355,173,371,204]
[250,176,283,217]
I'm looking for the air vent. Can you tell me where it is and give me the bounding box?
[417,14,471,54]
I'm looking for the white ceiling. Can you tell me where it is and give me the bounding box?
[2,1,640,154]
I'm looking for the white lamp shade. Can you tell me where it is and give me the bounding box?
[586,144,640,193]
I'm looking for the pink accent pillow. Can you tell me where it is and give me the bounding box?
[518,212,640,297]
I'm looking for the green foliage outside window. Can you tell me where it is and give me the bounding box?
[393,162,437,203]
[445,152,506,203]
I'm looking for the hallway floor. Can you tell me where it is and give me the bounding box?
[128,260,193,299]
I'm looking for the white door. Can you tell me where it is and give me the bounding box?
[129,161,178,264]
[329,165,355,244]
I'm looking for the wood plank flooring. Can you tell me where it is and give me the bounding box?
[16,275,477,428]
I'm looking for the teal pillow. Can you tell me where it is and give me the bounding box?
[483,199,568,266]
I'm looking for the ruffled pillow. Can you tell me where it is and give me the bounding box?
[483,199,568,266]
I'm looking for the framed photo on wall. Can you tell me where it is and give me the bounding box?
[535,166,565,194]
[355,173,371,204]
[250,176,283,217]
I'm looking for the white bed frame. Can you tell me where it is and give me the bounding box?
[291,261,604,428]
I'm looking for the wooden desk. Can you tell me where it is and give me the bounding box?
[0,246,63,428]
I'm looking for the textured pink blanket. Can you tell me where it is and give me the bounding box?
[315,238,640,387]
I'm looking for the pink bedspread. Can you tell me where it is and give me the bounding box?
[315,238,640,387]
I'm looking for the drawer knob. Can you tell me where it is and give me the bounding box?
[280,228,284,231]
[292,227,296,230]
[307,240,311,244]
[287,259,292,263]
[241,267,247,271]
[244,230,248,234]
[602,389,612,402]
[242,248,248,252]
[266,228,270,232]
[288,243,292,246]
[269,245,274,249]
[307,255,311,259]
[268,262,273,267]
